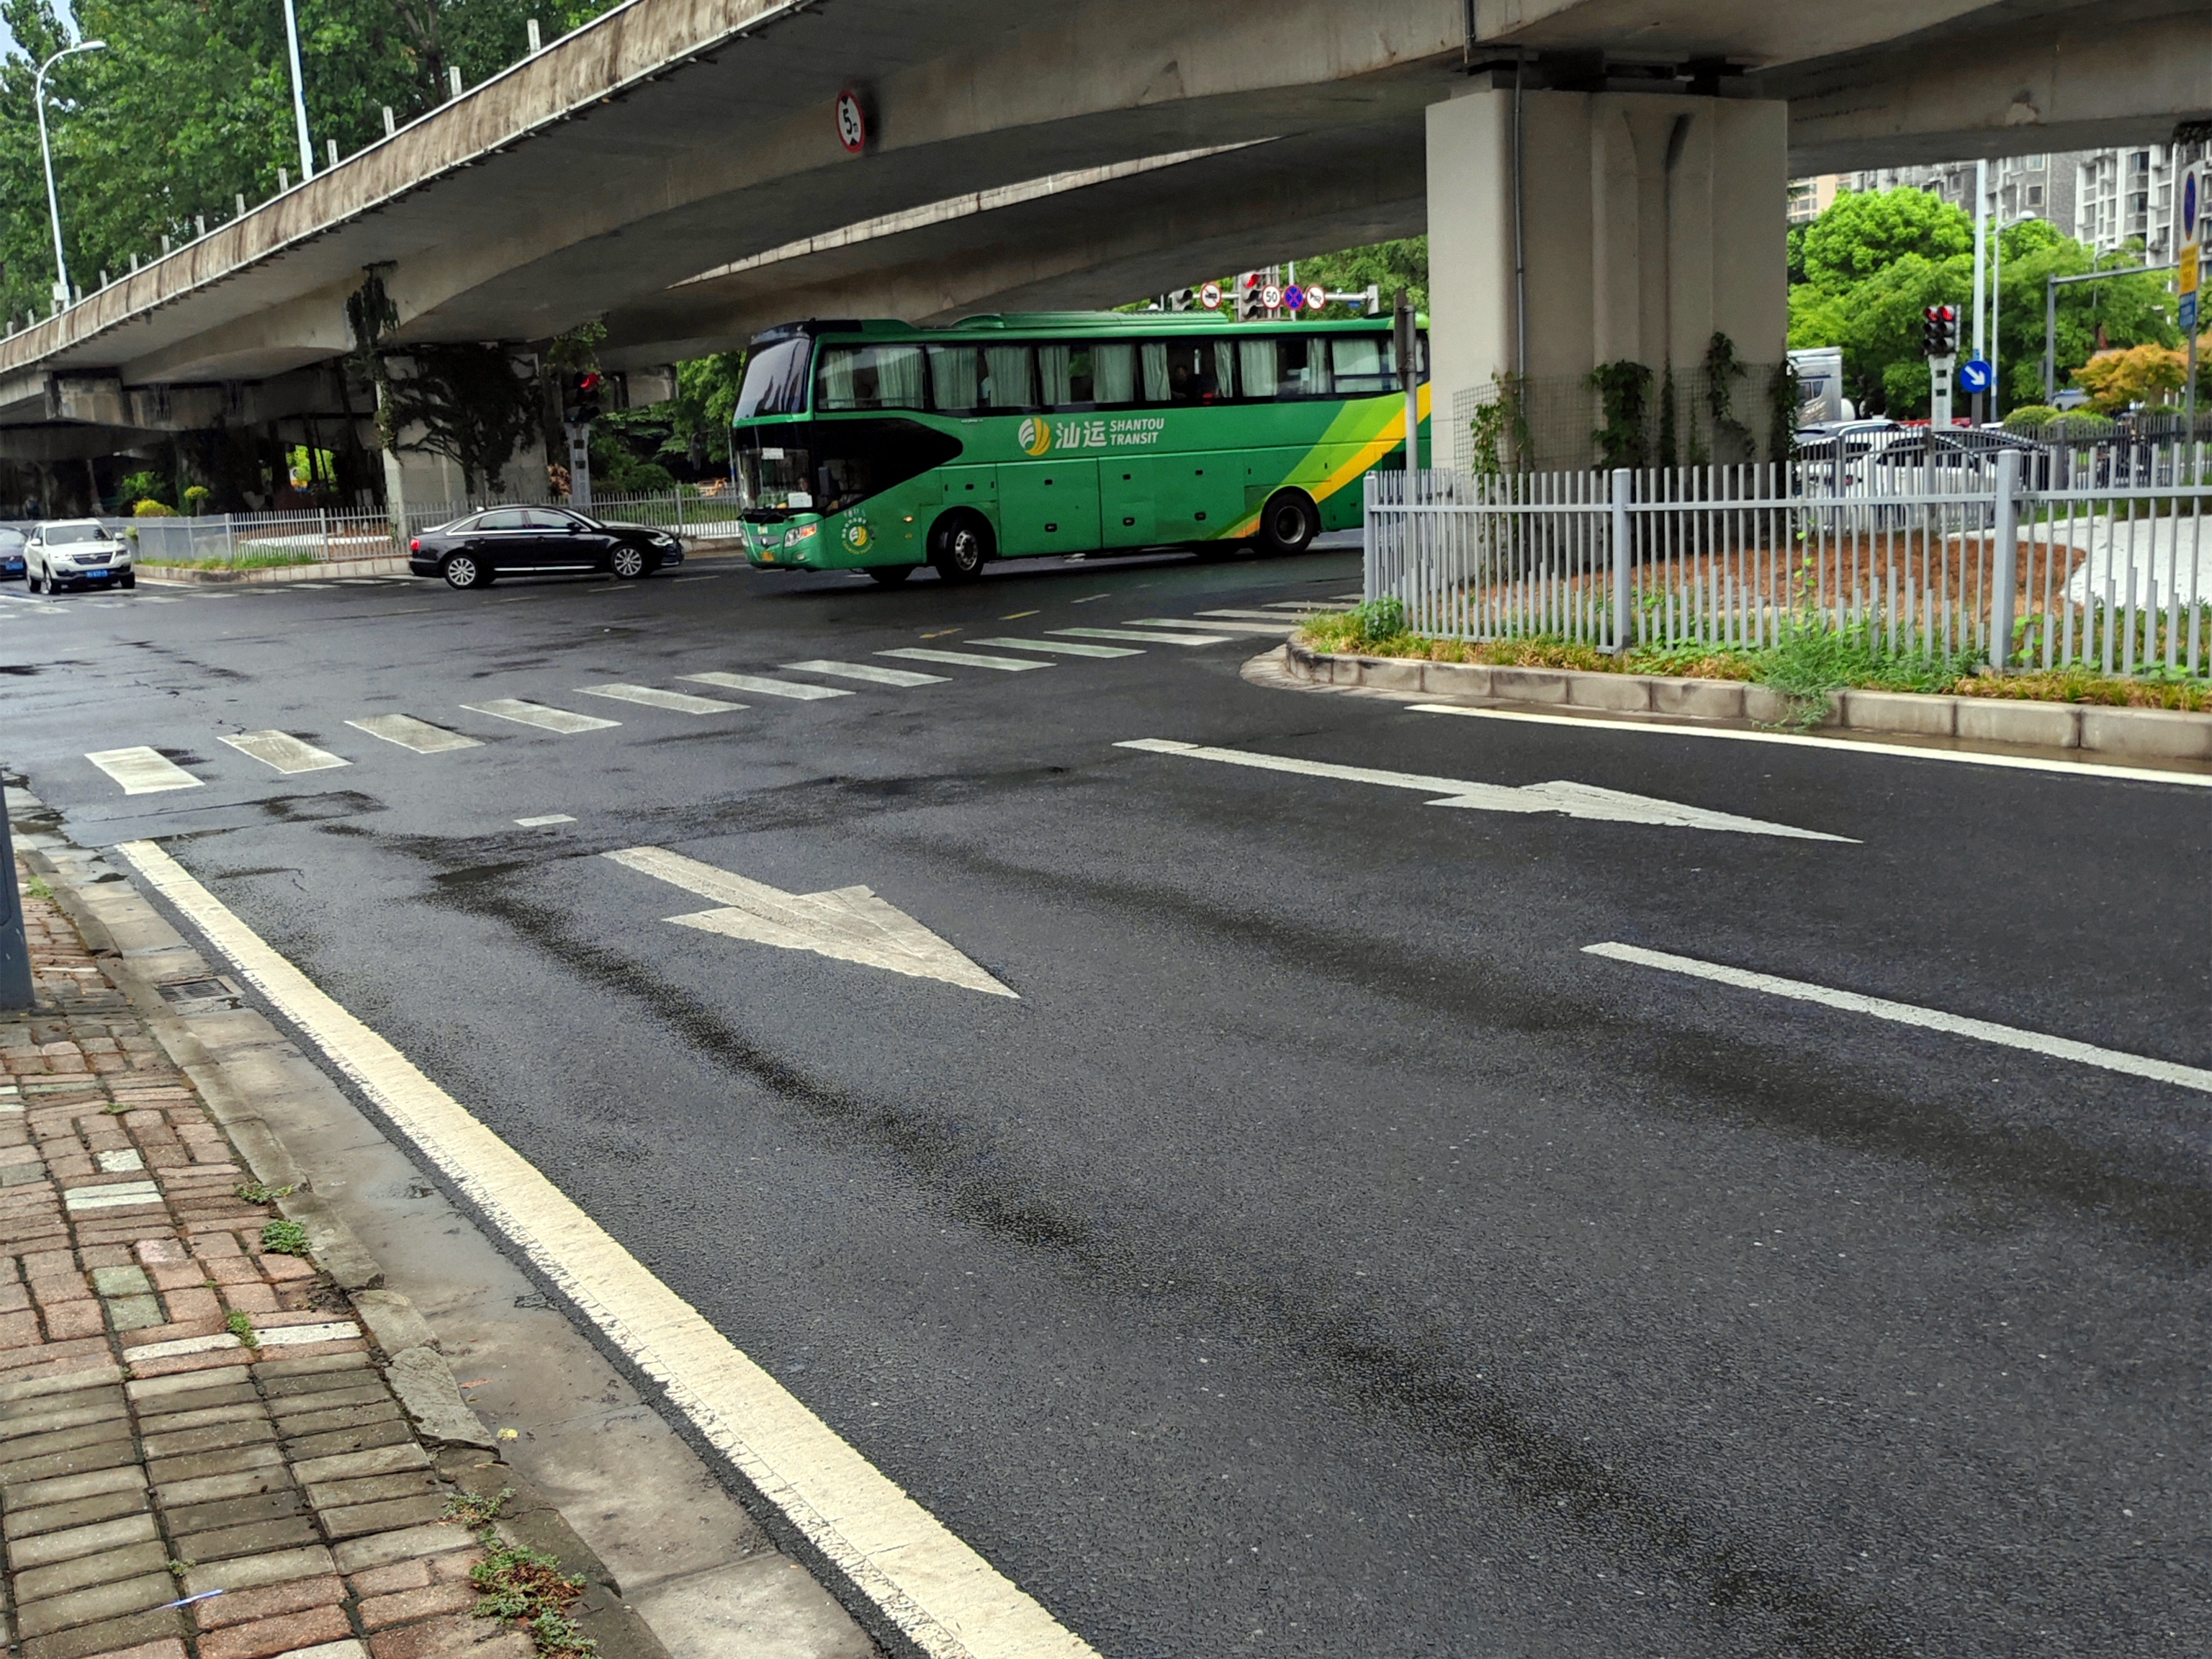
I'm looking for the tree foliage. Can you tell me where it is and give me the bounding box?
[2072,343,2193,413]
[1289,237,1425,318]
[1786,187,2177,417]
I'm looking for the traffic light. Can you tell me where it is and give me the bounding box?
[1166,287,1195,313]
[1236,271,1265,322]
[562,369,604,422]
[1921,305,1956,359]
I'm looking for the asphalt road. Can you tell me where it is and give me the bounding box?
[5,547,2208,1658]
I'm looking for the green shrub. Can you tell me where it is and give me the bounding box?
[132,499,177,517]
[2002,405,2059,431]
[183,485,212,513]
[119,469,171,505]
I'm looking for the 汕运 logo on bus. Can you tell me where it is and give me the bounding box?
[1017,418,1052,457]
[842,517,873,552]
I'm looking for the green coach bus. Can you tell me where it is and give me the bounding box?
[728,310,1429,584]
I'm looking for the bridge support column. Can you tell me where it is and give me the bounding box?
[1426,84,1787,471]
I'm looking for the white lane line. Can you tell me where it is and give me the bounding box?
[1051,628,1232,646]
[1115,737,1853,840]
[346,714,482,754]
[1125,616,1297,635]
[1197,608,1330,620]
[219,732,350,775]
[516,814,575,827]
[967,638,1143,660]
[577,683,745,715]
[680,673,852,701]
[461,698,621,734]
[85,748,203,795]
[109,840,1096,1659]
[880,648,1051,673]
[1408,704,2212,788]
[783,659,948,688]
[1585,942,2212,1094]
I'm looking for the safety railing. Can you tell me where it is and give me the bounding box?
[1366,445,2209,678]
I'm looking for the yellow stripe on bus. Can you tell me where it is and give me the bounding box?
[1221,383,1431,540]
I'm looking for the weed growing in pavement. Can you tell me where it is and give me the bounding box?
[166,1558,193,1577]
[469,1533,598,1659]
[23,875,50,900]
[444,1487,512,1527]
[258,1218,310,1256]
[235,1181,297,1204]
[1754,621,1981,729]
[225,1311,258,1349]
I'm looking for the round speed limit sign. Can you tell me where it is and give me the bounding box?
[835,89,867,154]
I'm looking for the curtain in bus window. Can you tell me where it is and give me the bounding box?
[876,346,925,408]
[1211,341,1238,401]
[928,346,979,412]
[1038,346,1072,407]
[1141,342,1170,403]
[817,349,859,410]
[1238,338,1279,399]
[1093,343,1136,405]
[982,346,1035,409]
[1277,337,1333,397]
[1330,334,1393,394]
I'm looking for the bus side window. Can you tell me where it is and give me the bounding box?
[1276,338,1334,399]
[1331,334,1393,394]
[928,346,980,413]
[816,345,925,410]
[981,345,1036,410]
[1236,337,1278,400]
[1093,343,1138,405]
[1038,346,1095,409]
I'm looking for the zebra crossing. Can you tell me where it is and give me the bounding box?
[72,598,1357,796]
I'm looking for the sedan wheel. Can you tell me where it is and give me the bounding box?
[441,554,488,590]
[609,545,648,580]
[36,568,53,596]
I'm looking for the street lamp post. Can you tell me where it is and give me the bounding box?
[279,0,315,179]
[1988,215,2036,421]
[33,38,107,311]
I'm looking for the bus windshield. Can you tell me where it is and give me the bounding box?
[734,436,814,517]
[735,337,811,418]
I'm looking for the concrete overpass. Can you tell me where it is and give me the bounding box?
[0,0,2201,498]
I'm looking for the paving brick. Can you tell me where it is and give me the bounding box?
[4,1485,150,1542]
[0,1367,124,1407]
[187,1574,343,1631]
[138,1418,277,1460]
[145,1440,283,1488]
[169,1514,324,1561]
[220,1282,280,1315]
[197,1606,354,1659]
[42,1302,107,1340]
[366,1614,531,1659]
[14,1539,172,1604]
[279,1401,405,1440]
[181,1544,335,1598]
[292,1444,431,1486]
[65,1638,185,1659]
[0,1422,139,1467]
[132,1399,264,1437]
[269,1384,392,1419]
[0,1336,113,1375]
[162,1487,310,1539]
[125,1367,250,1404]
[89,1267,150,1298]
[284,1419,415,1462]
[0,1398,129,1440]
[330,1523,474,1575]
[318,1494,453,1540]
[0,1434,141,1488]
[14,1571,179,1639]
[19,1607,185,1659]
[357,1580,478,1630]
[151,1463,292,1509]
[157,1289,222,1326]
[283,1644,369,1659]
[303,1472,442,1511]
[126,1348,254,1382]
[6,1462,145,1511]
[5,1511,158,1570]
[342,1557,431,1597]
[259,1353,372,1386]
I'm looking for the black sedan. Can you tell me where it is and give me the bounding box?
[408,505,683,589]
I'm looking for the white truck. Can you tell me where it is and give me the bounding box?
[1789,347,1851,425]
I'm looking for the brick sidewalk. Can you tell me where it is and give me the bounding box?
[1,866,537,1659]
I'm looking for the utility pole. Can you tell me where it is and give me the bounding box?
[279,0,315,180]
[1970,159,1989,423]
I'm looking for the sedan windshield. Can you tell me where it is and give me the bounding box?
[44,523,107,544]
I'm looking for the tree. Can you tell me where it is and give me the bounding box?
[1797,187,1971,289]
[1290,237,1425,318]
[2072,343,2188,413]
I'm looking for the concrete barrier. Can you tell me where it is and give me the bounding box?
[1280,639,2212,761]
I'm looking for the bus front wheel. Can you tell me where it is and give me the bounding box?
[929,513,992,582]
[1257,490,1319,557]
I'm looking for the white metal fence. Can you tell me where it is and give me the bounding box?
[109,490,747,569]
[1366,444,2211,678]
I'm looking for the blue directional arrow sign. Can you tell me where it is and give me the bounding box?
[1958,357,1992,395]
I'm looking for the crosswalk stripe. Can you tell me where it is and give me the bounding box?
[461,698,621,734]
[1197,608,1326,621]
[84,747,202,795]
[1128,616,1297,634]
[680,673,852,701]
[783,660,948,688]
[577,683,745,715]
[878,647,1050,673]
[1259,601,1353,611]
[966,637,1142,659]
[220,731,350,774]
[346,714,482,754]
[1050,627,1233,645]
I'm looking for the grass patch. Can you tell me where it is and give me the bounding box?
[143,550,323,570]
[225,1311,259,1349]
[235,1181,297,1205]
[23,874,51,901]
[258,1218,311,1256]
[470,1534,598,1658]
[444,1487,512,1527]
[1754,622,1981,729]
[1951,667,2211,712]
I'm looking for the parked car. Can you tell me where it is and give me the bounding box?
[0,528,24,582]
[25,520,135,593]
[1864,426,2056,489]
[407,506,684,590]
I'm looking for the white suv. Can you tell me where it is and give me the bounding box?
[27,521,135,593]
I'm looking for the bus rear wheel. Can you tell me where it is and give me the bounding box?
[929,513,992,583]
[1257,490,1319,557]
[867,565,915,586]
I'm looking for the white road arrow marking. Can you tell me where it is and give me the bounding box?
[603,846,1016,997]
[1115,739,1855,841]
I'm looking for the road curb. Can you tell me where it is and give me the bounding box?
[1280,637,2212,760]
[138,554,415,584]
